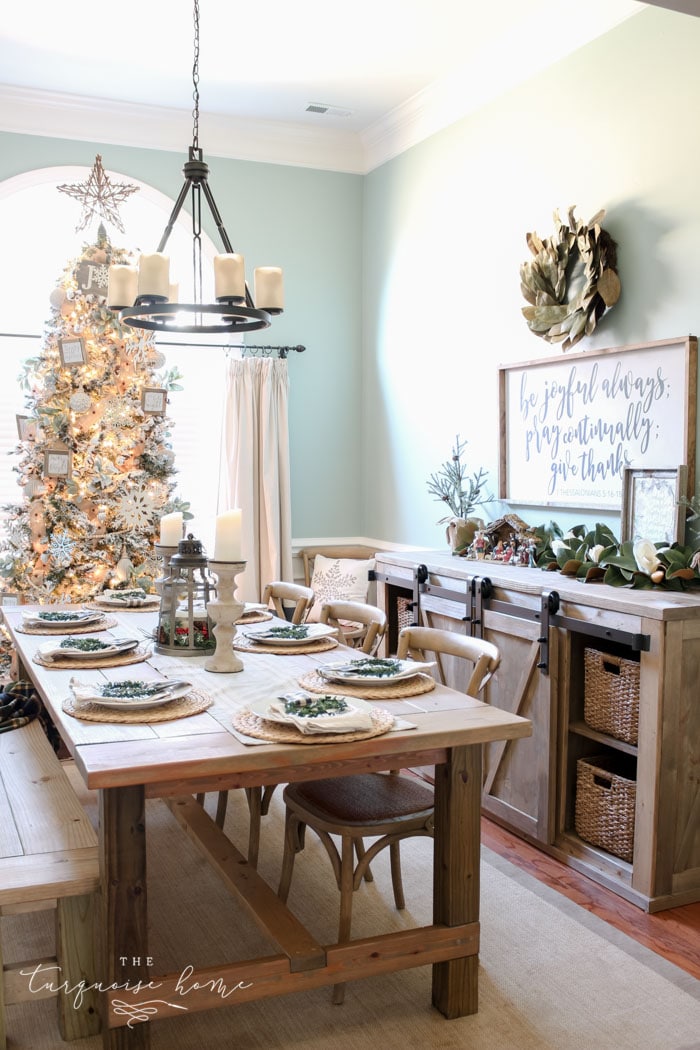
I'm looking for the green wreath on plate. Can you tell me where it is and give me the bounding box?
[520,207,621,352]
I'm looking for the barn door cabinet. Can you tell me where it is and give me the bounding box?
[375,550,700,912]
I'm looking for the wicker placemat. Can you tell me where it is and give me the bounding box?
[297,669,436,700]
[33,646,151,670]
[232,636,339,655]
[16,616,117,636]
[62,687,212,723]
[231,705,394,744]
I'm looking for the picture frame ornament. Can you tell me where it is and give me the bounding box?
[520,206,621,351]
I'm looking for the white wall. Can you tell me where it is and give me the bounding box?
[362,5,700,550]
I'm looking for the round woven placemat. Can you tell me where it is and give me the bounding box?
[33,646,151,670]
[232,636,339,655]
[235,611,273,625]
[62,687,212,723]
[16,616,117,636]
[232,705,394,744]
[297,669,436,700]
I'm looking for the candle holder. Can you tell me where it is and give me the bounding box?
[154,542,178,595]
[155,536,216,657]
[205,560,247,673]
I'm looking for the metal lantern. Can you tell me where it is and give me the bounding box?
[155,534,216,656]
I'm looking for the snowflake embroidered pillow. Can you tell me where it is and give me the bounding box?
[306,555,374,622]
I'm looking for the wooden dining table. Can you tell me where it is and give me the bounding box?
[2,604,531,1049]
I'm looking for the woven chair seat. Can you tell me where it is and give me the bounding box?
[286,774,434,825]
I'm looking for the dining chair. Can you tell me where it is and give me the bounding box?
[262,580,315,624]
[277,626,501,1003]
[318,599,387,655]
[205,579,316,856]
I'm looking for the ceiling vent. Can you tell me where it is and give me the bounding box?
[305,102,353,118]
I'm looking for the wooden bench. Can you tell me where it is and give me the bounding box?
[0,720,100,1047]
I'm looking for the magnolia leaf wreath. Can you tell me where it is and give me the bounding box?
[520,207,621,352]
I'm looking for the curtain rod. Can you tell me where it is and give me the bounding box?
[1,332,306,360]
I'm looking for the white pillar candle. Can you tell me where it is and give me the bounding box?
[107,265,138,308]
[137,253,170,299]
[254,267,284,311]
[214,254,246,300]
[213,509,242,561]
[159,511,183,546]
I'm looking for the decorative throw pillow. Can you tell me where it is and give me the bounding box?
[306,554,375,622]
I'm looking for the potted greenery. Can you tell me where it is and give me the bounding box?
[426,435,492,553]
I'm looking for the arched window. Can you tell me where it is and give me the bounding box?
[0,165,228,551]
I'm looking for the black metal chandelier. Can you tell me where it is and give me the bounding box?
[108,0,283,336]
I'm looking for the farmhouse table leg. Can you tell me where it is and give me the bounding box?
[431,743,482,1018]
[98,786,150,1049]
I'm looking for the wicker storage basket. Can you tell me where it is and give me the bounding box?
[396,596,414,632]
[584,648,640,745]
[574,754,636,862]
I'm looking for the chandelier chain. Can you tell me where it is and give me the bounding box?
[191,0,201,151]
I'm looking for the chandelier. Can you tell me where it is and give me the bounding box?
[108,0,283,336]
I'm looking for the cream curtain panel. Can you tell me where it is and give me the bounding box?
[219,356,293,602]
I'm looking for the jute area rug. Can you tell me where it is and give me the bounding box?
[4,778,699,1050]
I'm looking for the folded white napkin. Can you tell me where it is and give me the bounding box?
[267,697,374,734]
[69,678,171,704]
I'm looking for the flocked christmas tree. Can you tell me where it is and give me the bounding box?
[0,158,188,603]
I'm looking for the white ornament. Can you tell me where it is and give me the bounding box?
[69,388,91,413]
[113,483,158,530]
[50,287,67,309]
[150,350,166,369]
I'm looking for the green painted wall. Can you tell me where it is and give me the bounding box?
[363,5,700,550]
[0,132,363,540]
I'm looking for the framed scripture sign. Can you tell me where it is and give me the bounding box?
[498,336,697,509]
[58,337,87,367]
[141,388,167,415]
[44,448,72,478]
[620,466,687,544]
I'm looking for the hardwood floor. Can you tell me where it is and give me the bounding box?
[482,816,700,982]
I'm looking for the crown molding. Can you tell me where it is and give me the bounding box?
[0,84,366,174]
[0,4,646,178]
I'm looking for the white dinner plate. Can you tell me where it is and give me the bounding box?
[39,637,140,659]
[70,679,192,710]
[22,608,103,627]
[318,657,435,685]
[247,694,371,725]
[244,622,337,647]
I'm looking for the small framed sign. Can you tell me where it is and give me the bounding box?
[58,337,87,367]
[141,387,168,415]
[0,592,21,607]
[44,448,73,479]
[620,466,687,545]
[16,415,38,441]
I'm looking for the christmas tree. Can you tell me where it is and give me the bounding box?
[0,215,187,604]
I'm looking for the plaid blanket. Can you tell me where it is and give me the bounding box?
[0,680,41,735]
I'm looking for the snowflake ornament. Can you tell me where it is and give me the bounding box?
[113,484,159,530]
[49,532,76,565]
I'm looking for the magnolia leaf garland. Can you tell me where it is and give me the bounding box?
[520,207,621,351]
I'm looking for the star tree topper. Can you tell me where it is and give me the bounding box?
[57,155,139,234]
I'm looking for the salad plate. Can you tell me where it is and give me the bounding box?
[22,608,103,627]
[247,692,374,733]
[39,637,140,660]
[318,656,435,685]
[95,590,160,607]
[69,678,192,710]
[244,622,337,647]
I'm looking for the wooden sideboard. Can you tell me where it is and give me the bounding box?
[375,550,700,913]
